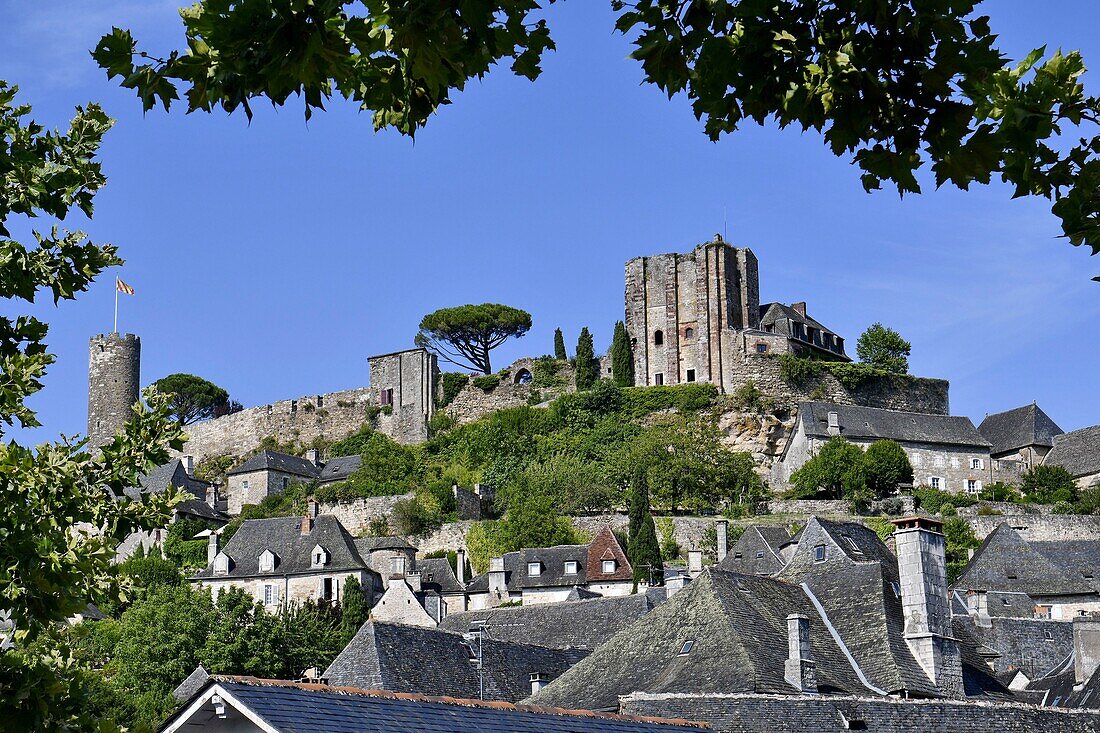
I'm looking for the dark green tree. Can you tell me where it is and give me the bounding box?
[610,320,634,387]
[99,4,1100,277]
[789,436,867,500]
[856,324,912,374]
[414,303,531,374]
[629,514,663,586]
[573,327,598,390]
[0,82,186,732]
[1022,464,1079,505]
[553,328,567,360]
[151,372,230,425]
[863,440,914,499]
[627,465,649,544]
[943,516,980,583]
[339,576,369,641]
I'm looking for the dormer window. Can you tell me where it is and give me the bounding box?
[527,561,542,577]
[311,545,329,568]
[259,549,278,573]
[564,561,578,575]
[602,560,616,574]
[214,553,230,576]
[813,544,827,563]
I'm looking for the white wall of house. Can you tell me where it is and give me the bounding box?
[197,570,371,610]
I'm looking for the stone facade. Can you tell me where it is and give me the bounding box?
[87,333,140,448]
[227,467,308,516]
[625,237,759,390]
[368,348,438,443]
[964,514,1100,542]
[319,495,415,536]
[202,570,370,609]
[443,357,575,426]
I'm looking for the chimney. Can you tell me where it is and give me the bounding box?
[488,556,507,598]
[307,497,319,518]
[206,483,219,509]
[665,573,687,598]
[207,531,220,565]
[827,411,840,436]
[473,483,483,497]
[305,448,320,466]
[1074,614,1100,685]
[181,455,194,476]
[456,549,467,584]
[406,571,422,594]
[891,516,963,697]
[530,672,550,695]
[688,550,703,578]
[966,590,991,628]
[791,302,807,317]
[784,614,818,693]
[301,503,316,535]
[716,520,729,562]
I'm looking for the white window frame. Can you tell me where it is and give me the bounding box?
[311,545,329,568]
[263,584,275,606]
[527,561,542,577]
[602,559,616,574]
[214,553,229,576]
[563,561,578,575]
[259,550,276,573]
[966,479,981,495]
[813,544,827,563]
[929,476,942,490]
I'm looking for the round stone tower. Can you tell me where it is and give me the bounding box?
[87,333,140,448]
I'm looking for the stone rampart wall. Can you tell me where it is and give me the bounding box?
[317,494,413,536]
[180,388,376,463]
[444,357,575,426]
[965,514,1100,542]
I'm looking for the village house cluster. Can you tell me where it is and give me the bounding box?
[86,236,1100,732]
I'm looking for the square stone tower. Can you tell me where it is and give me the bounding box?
[624,235,758,390]
[367,348,439,444]
[87,333,141,449]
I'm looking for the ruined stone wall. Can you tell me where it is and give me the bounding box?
[180,387,377,463]
[444,357,575,426]
[317,494,414,536]
[88,333,140,448]
[368,348,438,444]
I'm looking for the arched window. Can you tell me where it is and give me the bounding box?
[684,327,694,340]
[654,330,664,346]
[514,368,532,385]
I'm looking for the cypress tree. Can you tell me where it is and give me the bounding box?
[574,327,598,390]
[554,328,567,360]
[627,465,648,545]
[339,576,369,640]
[610,320,634,387]
[630,514,663,585]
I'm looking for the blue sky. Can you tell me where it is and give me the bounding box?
[1,0,1098,445]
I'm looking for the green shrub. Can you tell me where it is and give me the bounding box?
[427,410,457,437]
[731,380,774,413]
[979,482,1022,503]
[655,516,680,561]
[472,374,501,392]
[912,487,976,514]
[618,383,718,418]
[1022,464,1079,505]
[778,354,825,384]
[976,506,1002,516]
[438,372,470,408]
[532,356,567,388]
[863,440,913,498]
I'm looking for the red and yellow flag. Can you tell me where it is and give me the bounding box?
[116,278,135,295]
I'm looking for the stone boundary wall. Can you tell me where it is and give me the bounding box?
[622,692,1100,733]
[318,494,413,536]
[957,502,1053,517]
[965,514,1100,542]
[180,387,376,463]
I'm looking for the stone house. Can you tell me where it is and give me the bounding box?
[465,527,633,609]
[1045,425,1100,489]
[191,503,382,609]
[225,449,362,515]
[978,403,1064,484]
[775,401,992,493]
[354,539,469,623]
[953,522,1100,621]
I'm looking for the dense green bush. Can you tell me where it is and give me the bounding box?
[315,431,421,502]
[1022,464,1079,505]
[912,487,976,514]
[438,372,470,408]
[472,374,501,392]
[863,440,914,499]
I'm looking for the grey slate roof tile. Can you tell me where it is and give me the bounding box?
[132,459,225,522]
[316,454,362,484]
[978,404,1064,456]
[954,523,1098,596]
[418,557,465,595]
[1046,425,1100,480]
[798,402,990,448]
[227,450,321,478]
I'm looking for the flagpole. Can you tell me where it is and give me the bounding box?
[113,283,119,334]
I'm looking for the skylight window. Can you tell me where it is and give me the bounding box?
[755,551,764,559]
[813,544,827,563]
[678,640,694,656]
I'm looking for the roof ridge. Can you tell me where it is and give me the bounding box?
[211,676,709,727]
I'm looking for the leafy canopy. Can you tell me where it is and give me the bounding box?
[415,303,531,374]
[97,1,1100,276]
[152,372,230,425]
[1022,464,1079,505]
[856,323,912,374]
[0,81,185,731]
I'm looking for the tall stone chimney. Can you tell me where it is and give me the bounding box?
[207,531,220,565]
[716,520,729,562]
[305,448,320,466]
[456,549,467,585]
[87,333,140,449]
[307,497,319,519]
[891,516,963,697]
[488,556,507,598]
[1074,615,1100,685]
[791,302,807,317]
[206,484,219,510]
[688,550,703,578]
[783,614,817,693]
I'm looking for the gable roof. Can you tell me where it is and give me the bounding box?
[165,677,708,733]
[132,459,225,522]
[417,557,465,595]
[797,402,989,448]
[316,454,362,484]
[717,526,789,575]
[529,569,879,712]
[586,526,633,582]
[323,622,587,703]
[953,523,1098,597]
[1045,425,1100,480]
[439,594,659,651]
[227,450,320,478]
[978,404,1064,456]
[192,515,369,580]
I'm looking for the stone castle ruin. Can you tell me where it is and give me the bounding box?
[87,235,949,466]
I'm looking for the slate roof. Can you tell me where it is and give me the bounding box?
[798,402,990,448]
[717,526,789,575]
[167,677,708,733]
[1046,425,1100,480]
[324,621,586,703]
[467,530,632,593]
[418,557,465,595]
[173,664,210,702]
[439,594,658,651]
[978,404,1064,456]
[131,459,225,522]
[316,454,362,484]
[529,569,878,711]
[758,303,849,359]
[355,536,417,553]
[227,450,320,478]
[192,515,369,579]
[954,523,1099,597]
